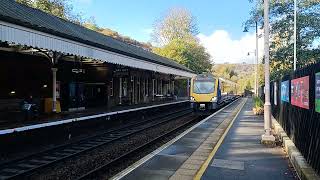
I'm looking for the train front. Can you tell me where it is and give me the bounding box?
[190,74,218,112]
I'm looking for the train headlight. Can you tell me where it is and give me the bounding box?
[211,97,218,102]
[190,96,195,102]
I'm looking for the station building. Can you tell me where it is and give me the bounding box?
[0,0,194,121]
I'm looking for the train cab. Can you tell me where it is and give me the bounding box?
[190,74,219,112]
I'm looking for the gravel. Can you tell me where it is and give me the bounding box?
[29,114,201,180]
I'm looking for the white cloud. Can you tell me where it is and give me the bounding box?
[197,30,264,64]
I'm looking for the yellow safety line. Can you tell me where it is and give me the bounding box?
[193,98,247,180]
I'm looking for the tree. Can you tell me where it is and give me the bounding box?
[16,0,152,50]
[152,8,212,73]
[16,0,83,24]
[153,38,212,74]
[245,0,320,80]
[83,17,153,51]
[152,7,199,46]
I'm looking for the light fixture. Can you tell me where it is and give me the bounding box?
[43,84,48,88]
[10,91,16,94]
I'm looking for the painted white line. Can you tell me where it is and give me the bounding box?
[110,98,242,180]
[0,100,189,135]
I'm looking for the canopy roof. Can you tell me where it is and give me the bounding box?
[0,0,195,77]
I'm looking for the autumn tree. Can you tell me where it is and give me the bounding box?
[152,8,212,73]
[16,0,152,50]
[246,0,320,80]
[16,0,83,23]
[83,17,152,51]
[153,38,211,74]
[152,7,198,46]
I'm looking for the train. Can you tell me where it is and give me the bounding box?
[190,73,238,113]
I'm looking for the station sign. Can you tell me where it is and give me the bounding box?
[291,76,309,109]
[114,65,129,77]
[281,80,289,103]
[315,72,320,113]
[72,69,85,73]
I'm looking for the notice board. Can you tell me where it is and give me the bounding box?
[291,76,309,109]
[315,73,320,113]
[281,80,290,102]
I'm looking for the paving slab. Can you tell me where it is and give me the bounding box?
[118,98,243,180]
[201,98,297,180]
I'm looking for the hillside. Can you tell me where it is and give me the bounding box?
[212,63,262,94]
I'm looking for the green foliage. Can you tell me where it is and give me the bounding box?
[212,63,256,94]
[83,18,153,51]
[16,0,83,24]
[16,0,152,50]
[253,96,264,108]
[153,38,212,73]
[246,0,320,79]
[152,8,212,73]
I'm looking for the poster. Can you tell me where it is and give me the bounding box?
[315,73,320,113]
[281,80,289,102]
[291,76,309,109]
[274,82,277,105]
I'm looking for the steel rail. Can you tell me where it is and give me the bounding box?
[77,114,199,180]
[0,107,191,180]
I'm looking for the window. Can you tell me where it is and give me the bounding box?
[110,78,113,96]
[193,80,215,94]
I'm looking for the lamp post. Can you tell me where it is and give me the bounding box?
[243,17,260,97]
[261,0,275,144]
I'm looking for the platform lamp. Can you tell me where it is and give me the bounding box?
[243,17,260,97]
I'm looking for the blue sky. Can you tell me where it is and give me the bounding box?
[72,0,260,64]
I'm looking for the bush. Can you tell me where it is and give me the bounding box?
[253,96,264,108]
[253,96,264,115]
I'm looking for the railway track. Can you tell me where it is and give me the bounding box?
[77,114,200,180]
[0,107,192,180]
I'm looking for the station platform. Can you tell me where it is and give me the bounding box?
[112,98,297,180]
[0,99,188,135]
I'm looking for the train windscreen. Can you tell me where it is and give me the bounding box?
[193,79,215,94]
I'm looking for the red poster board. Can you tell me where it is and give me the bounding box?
[291,76,309,109]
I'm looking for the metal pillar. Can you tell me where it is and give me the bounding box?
[172,80,175,95]
[187,79,190,97]
[152,79,155,101]
[119,77,122,105]
[262,0,275,144]
[51,68,58,112]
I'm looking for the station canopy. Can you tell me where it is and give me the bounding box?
[0,0,195,78]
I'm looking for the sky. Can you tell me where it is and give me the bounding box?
[71,0,263,64]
